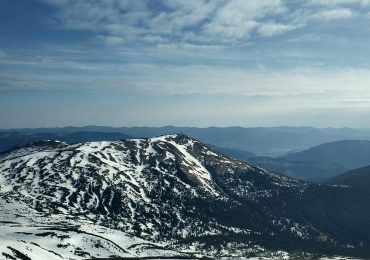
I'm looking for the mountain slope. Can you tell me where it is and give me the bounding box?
[1,134,370,259]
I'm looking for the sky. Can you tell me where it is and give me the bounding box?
[2,0,370,128]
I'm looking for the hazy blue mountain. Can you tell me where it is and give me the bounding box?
[214,139,370,182]
[206,147,346,182]
[248,157,346,182]
[329,165,370,186]
[245,140,370,181]
[279,140,370,170]
[3,126,370,156]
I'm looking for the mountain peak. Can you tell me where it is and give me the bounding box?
[148,132,192,141]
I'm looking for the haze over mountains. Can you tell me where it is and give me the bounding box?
[280,140,370,169]
[249,140,370,181]
[1,134,370,259]
[249,157,345,182]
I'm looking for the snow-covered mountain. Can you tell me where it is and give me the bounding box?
[0,134,369,259]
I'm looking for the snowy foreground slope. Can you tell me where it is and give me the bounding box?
[0,134,369,259]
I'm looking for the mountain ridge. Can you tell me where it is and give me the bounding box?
[4,126,370,156]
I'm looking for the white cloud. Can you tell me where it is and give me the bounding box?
[258,23,303,37]
[308,8,354,20]
[97,35,125,45]
[202,0,287,40]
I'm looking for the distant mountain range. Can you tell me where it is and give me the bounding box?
[1,134,370,258]
[3,126,370,156]
[2,127,370,182]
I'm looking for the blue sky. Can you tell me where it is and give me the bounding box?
[2,0,370,128]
